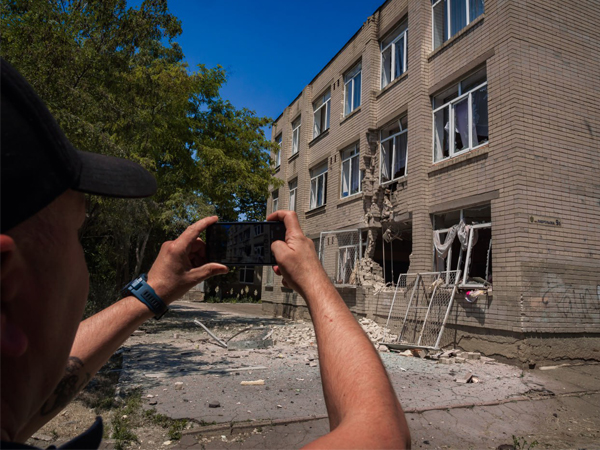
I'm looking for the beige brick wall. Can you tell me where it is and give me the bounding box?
[262,0,600,346]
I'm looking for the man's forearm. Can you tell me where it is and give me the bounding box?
[303,275,410,447]
[17,296,152,440]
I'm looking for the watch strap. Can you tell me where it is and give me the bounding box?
[123,273,169,320]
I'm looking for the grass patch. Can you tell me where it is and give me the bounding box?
[111,391,142,450]
[144,409,189,440]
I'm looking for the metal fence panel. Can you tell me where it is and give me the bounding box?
[384,270,460,349]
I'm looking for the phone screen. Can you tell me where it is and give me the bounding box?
[205,222,286,266]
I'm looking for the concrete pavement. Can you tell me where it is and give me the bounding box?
[116,301,600,449]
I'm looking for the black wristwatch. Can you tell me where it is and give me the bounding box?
[122,273,169,320]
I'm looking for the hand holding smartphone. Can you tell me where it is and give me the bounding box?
[205,221,286,266]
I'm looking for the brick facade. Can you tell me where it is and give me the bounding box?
[261,0,600,364]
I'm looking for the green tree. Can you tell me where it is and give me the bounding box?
[1,0,281,313]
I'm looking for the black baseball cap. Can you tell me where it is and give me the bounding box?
[1,58,157,233]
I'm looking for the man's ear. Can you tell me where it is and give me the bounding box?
[1,234,29,357]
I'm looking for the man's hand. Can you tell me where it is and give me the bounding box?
[267,211,328,298]
[147,216,228,304]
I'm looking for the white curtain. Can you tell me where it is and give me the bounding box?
[433,225,458,259]
[455,98,470,150]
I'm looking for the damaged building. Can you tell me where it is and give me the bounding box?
[261,0,600,364]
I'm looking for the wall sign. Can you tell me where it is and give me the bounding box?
[529,216,562,227]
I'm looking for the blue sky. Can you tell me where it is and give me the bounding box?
[161,0,385,138]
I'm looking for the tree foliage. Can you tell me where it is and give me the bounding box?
[1,0,281,313]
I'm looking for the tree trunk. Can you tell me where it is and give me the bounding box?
[134,230,150,275]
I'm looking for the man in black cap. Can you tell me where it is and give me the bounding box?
[1,59,410,449]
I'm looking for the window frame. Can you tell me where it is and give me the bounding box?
[432,71,488,163]
[379,117,409,185]
[309,163,328,210]
[313,90,331,138]
[289,179,298,212]
[291,117,301,156]
[432,0,485,49]
[275,133,282,168]
[272,190,279,212]
[380,23,408,89]
[340,144,362,198]
[239,266,254,284]
[344,63,362,116]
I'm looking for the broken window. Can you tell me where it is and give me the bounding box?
[380,116,408,184]
[289,179,297,211]
[274,133,282,168]
[313,90,331,138]
[432,204,492,287]
[341,144,363,198]
[344,62,362,116]
[381,20,408,89]
[433,67,488,162]
[372,224,413,285]
[432,0,485,50]
[291,117,301,156]
[239,266,254,284]
[309,163,328,209]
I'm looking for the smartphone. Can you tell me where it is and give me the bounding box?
[205,221,286,266]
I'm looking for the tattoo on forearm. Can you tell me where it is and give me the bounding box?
[40,356,91,416]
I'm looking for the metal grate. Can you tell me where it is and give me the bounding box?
[384,270,461,350]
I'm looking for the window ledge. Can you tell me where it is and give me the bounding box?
[274,165,281,173]
[340,107,361,126]
[306,205,327,217]
[428,15,485,61]
[288,152,300,163]
[309,129,330,147]
[337,193,363,207]
[377,72,408,99]
[380,175,407,188]
[428,144,489,175]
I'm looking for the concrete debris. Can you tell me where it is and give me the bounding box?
[31,434,52,442]
[174,382,184,390]
[240,380,265,386]
[358,317,398,344]
[439,357,454,365]
[132,330,145,336]
[149,400,158,405]
[208,401,221,408]
[162,440,172,446]
[397,350,414,357]
[467,352,481,360]
[455,357,466,363]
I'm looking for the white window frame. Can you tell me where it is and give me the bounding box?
[289,179,298,212]
[380,24,408,89]
[379,117,408,185]
[239,266,254,284]
[432,75,488,163]
[432,0,485,49]
[275,134,282,168]
[291,117,301,156]
[432,208,491,288]
[344,63,362,116]
[341,144,362,198]
[272,190,279,212]
[313,90,331,138]
[309,163,328,210]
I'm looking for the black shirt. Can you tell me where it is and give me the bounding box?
[1,417,102,450]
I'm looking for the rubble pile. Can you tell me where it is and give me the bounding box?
[270,322,316,348]
[358,318,397,344]
[269,318,397,351]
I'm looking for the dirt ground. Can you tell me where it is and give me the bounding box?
[27,301,600,450]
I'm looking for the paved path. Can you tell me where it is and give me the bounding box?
[116,301,600,449]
